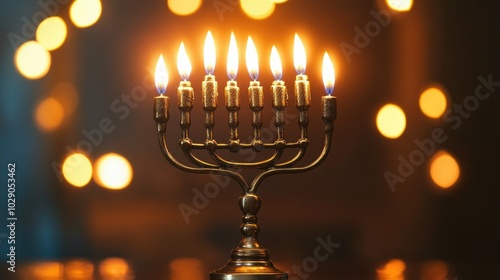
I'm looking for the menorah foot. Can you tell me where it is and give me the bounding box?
[210,248,287,280]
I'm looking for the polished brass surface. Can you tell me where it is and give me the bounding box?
[154,78,337,279]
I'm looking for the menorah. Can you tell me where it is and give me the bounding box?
[152,32,337,280]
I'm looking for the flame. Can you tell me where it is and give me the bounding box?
[270,45,282,81]
[322,52,335,95]
[227,32,238,80]
[155,54,168,95]
[246,36,259,80]
[204,31,216,75]
[293,33,306,74]
[177,42,192,81]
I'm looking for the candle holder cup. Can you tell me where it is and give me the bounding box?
[154,79,337,280]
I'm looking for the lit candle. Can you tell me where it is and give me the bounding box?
[225,32,240,150]
[202,31,218,140]
[270,45,288,139]
[293,33,310,109]
[321,52,337,122]
[246,36,264,147]
[177,42,194,134]
[154,54,169,131]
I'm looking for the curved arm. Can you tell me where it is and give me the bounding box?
[249,123,334,193]
[274,147,307,168]
[183,148,220,168]
[158,132,250,192]
[208,148,284,169]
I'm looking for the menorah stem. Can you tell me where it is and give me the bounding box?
[203,75,218,141]
[272,80,288,140]
[225,81,241,151]
[178,81,194,139]
[249,81,264,151]
[210,193,287,280]
[298,109,308,139]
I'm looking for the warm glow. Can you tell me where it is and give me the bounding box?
[430,151,460,189]
[376,259,406,280]
[94,153,133,190]
[62,153,93,188]
[419,87,447,119]
[246,36,259,80]
[170,258,204,280]
[65,259,94,279]
[27,262,64,278]
[50,81,79,116]
[35,97,65,132]
[36,16,67,51]
[15,40,51,79]
[70,0,102,28]
[386,0,413,12]
[204,31,216,75]
[294,34,306,74]
[155,54,168,95]
[167,0,202,16]
[241,0,276,20]
[227,32,238,80]
[270,46,282,81]
[271,0,288,3]
[322,52,335,95]
[376,104,406,139]
[99,258,131,280]
[177,42,192,81]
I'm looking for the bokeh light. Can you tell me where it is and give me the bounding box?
[70,0,103,28]
[23,262,64,279]
[15,40,51,79]
[271,0,288,3]
[94,153,133,190]
[62,153,93,188]
[50,81,80,117]
[35,97,65,132]
[64,259,94,279]
[376,259,406,280]
[386,0,413,12]
[170,258,204,280]
[419,87,447,119]
[99,258,131,280]
[376,104,407,139]
[168,0,202,16]
[430,151,460,189]
[36,16,67,51]
[241,0,276,20]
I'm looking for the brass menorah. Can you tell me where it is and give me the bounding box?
[152,32,337,280]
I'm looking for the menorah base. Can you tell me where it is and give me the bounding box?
[210,247,287,280]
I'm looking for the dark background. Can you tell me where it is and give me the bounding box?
[0,0,499,279]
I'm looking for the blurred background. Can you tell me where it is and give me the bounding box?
[0,0,499,279]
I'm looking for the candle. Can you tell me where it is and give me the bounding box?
[225,32,240,150]
[270,45,287,108]
[154,54,169,131]
[177,42,194,134]
[321,52,337,122]
[246,36,263,109]
[293,33,310,109]
[270,46,288,140]
[203,31,217,109]
[246,36,264,148]
[202,31,218,140]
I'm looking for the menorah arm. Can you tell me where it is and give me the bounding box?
[249,123,334,193]
[158,132,250,192]
[207,142,285,169]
